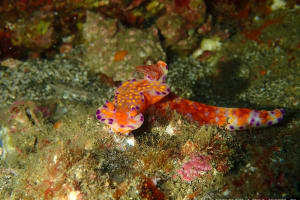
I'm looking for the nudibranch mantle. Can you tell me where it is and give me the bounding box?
[96,61,170,135]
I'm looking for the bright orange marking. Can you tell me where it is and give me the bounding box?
[107,102,115,110]
[101,109,114,118]
[114,50,128,62]
[259,111,270,124]
[53,120,62,129]
[129,110,137,117]
[157,60,167,68]
[128,119,137,124]
[274,110,281,118]
[115,111,128,124]
[144,93,163,105]
[234,108,251,126]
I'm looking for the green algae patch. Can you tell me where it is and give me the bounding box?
[0,100,239,199]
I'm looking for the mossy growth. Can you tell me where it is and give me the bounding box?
[0,98,244,199]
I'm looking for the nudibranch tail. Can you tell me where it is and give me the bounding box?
[161,97,285,131]
[224,108,285,130]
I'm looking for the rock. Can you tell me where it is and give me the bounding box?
[82,11,166,81]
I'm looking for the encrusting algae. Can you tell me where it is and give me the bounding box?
[96,61,285,135]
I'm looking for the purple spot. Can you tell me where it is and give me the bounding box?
[127,125,135,129]
[105,100,109,103]
[101,118,105,122]
[250,118,255,123]
[96,110,100,115]
[162,92,166,95]
[229,125,235,130]
[155,91,161,95]
[97,115,101,120]
[140,116,144,121]
[141,99,144,102]
[108,118,114,122]
[136,106,140,110]
[132,79,136,82]
[166,65,168,70]
[277,117,282,122]
[271,111,275,115]
[120,125,125,128]
[239,126,244,130]
[103,105,107,108]
[167,88,171,92]
[267,121,273,125]
[256,122,260,127]
[108,121,113,124]
[280,109,285,114]
[162,76,167,83]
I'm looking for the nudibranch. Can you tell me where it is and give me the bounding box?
[96,61,285,135]
[96,61,170,135]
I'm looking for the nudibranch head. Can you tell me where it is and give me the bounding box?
[96,61,170,135]
[136,60,168,82]
[96,101,144,135]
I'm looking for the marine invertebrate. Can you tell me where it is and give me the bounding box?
[96,61,170,135]
[96,61,285,134]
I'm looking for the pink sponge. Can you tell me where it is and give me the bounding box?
[177,154,212,182]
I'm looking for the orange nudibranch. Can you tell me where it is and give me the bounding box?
[96,61,285,134]
[96,61,170,135]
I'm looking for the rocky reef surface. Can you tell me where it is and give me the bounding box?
[0,1,299,199]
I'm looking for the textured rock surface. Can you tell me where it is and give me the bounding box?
[82,11,166,81]
[0,48,113,107]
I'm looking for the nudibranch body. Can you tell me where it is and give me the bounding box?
[96,61,170,135]
[96,61,285,135]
